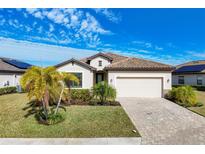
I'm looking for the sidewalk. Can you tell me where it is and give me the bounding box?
[0,137,141,145]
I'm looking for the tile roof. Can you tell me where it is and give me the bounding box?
[55,58,96,70]
[81,52,174,71]
[0,57,30,73]
[105,57,174,71]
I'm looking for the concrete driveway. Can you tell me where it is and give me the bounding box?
[118,97,205,144]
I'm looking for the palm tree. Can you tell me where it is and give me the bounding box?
[60,72,79,103]
[92,81,116,105]
[20,66,60,119]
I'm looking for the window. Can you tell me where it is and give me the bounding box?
[98,60,102,66]
[197,76,203,85]
[67,72,82,88]
[178,76,184,84]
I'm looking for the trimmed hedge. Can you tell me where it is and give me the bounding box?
[70,89,93,105]
[166,86,197,107]
[69,89,119,106]
[0,86,17,95]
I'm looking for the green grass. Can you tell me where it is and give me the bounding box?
[188,90,205,116]
[0,93,139,138]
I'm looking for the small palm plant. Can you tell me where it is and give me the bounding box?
[92,81,116,105]
[20,66,60,119]
[20,66,80,124]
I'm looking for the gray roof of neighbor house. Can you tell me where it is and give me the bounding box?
[173,60,205,74]
[0,57,32,73]
[82,52,174,71]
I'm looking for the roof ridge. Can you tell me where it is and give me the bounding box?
[55,58,96,70]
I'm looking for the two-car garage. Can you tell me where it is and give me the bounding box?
[115,77,163,98]
[108,71,172,98]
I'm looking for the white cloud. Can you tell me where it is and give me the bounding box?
[33,11,44,19]
[49,24,54,32]
[132,40,152,48]
[138,49,151,53]
[26,8,38,14]
[0,37,97,66]
[144,42,152,48]
[0,18,6,26]
[166,42,177,49]
[94,9,121,23]
[186,50,205,58]
[37,26,43,33]
[24,8,111,48]
[155,46,163,51]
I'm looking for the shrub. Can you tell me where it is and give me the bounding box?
[70,89,92,105]
[194,102,203,107]
[88,99,120,106]
[166,86,197,107]
[92,81,116,105]
[107,100,121,106]
[36,110,65,125]
[0,86,17,95]
[47,112,65,125]
[88,99,98,106]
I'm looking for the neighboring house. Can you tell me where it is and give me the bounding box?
[172,60,205,86]
[55,52,174,98]
[0,57,32,88]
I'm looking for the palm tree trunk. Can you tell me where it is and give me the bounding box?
[43,88,50,120]
[55,83,64,114]
[42,98,48,120]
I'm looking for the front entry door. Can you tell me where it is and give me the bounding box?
[96,73,104,83]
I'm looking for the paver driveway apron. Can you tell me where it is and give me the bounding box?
[118,97,205,144]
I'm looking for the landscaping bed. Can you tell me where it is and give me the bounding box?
[0,93,139,138]
[188,90,205,117]
[168,86,205,117]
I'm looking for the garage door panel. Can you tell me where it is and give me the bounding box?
[116,77,162,98]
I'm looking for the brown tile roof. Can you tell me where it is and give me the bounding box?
[80,52,127,63]
[55,58,96,71]
[0,58,27,73]
[81,52,174,71]
[86,52,113,61]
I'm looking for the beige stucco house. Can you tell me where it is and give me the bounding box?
[55,52,174,98]
[0,57,31,88]
[172,60,205,86]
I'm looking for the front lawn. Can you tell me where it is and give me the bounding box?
[188,90,205,116]
[0,93,139,138]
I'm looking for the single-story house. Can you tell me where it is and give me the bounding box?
[55,52,174,98]
[0,57,31,88]
[172,60,205,86]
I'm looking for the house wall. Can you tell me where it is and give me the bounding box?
[0,73,22,88]
[90,56,111,71]
[57,62,94,89]
[172,74,205,86]
[108,71,172,91]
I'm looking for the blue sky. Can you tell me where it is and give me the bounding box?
[0,8,205,66]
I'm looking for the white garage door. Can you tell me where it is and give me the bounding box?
[116,77,162,98]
